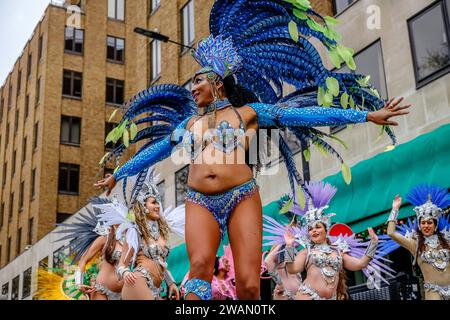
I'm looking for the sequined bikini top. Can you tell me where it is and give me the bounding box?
[306,244,343,286]
[140,242,170,268]
[420,235,450,271]
[176,99,246,161]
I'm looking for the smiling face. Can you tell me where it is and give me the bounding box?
[145,196,161,221]
[191,72,224,108]
[419,218,436,236]
[308,222,328,244]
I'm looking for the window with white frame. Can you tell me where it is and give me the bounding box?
[181,0,195,51]
[152,40,161,80]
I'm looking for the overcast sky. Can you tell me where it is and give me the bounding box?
[0,0,52,85]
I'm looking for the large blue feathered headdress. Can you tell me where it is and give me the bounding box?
[191,35,243,78]
[406,184,450,221]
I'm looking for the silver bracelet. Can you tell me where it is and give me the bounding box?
[285,246,296,264]
[164,270,175,287]
[75,269,84,286]
[387,209,399,222]
[364,241,378,259]
[116,266,130,281]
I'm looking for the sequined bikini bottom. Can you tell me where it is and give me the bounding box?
[93,282,121,300]
[135,265,161,300]
[297,284,336,301]
[185,179,259,238]
[424,282,450,300]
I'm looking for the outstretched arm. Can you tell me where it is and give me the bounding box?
[343,228,378,271]
[386,195,417,254]
[94,117,191,195]
[250,97,410,128]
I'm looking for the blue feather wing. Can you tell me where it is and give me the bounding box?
[100,84,197,177]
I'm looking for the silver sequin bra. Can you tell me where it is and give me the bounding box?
[308,244,343,286]
[176,103,246,161]
[141,243,170,268]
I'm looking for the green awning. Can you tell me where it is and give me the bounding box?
[325,124,450,233]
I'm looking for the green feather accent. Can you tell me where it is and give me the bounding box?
[288,21,299,42]
[342,163,352,185]
[303,148,311,162]
[280,197,294,214]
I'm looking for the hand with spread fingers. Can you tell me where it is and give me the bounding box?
[94,174,116,196]
[367,97,411,126]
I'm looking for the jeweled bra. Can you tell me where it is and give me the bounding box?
[176,99,246,161]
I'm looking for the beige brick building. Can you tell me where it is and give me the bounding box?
[0,0,148,267]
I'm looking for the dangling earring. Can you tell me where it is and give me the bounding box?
[144,208,149,214]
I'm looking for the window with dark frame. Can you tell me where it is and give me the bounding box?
[12,150,16,176]
[25,95,29,118]
[181,0,195,52]
[28,218,34,245]
[8,193,14,222]
[19,182,24,210]
[17,70,22,95]
[27,53,32,78]
[107,36,125,62]
[38,34,43,60]
[64,27,84,54]
[58,163,80,194]
[108,0,125,21]
[31,169,36,199]
[36,77,41,104]
[106,78,124,105]
[5,123,9,146]
[16,228,22,255]
[63,70,82,98]
[2,163,6,187]
[22,268,32,299]
[15,109,19,133]
[22,137,27,164]
[331,40,388,134]
[60,116,81,146]
[175,165,189,206]
[408,0,450,87]
[2,282,9,298]
[333,0,357,15]
[8,84,12,108]
[11,275,19,300]
[151,40,161,80]
[33,122,38,150]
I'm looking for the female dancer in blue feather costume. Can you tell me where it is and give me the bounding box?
[95,0,410,300]
[384,184,450,300]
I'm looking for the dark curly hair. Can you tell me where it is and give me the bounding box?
[222,75,259,107]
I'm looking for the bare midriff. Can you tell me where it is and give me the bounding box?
[186,106,258,194]
[96,261,123,293]
[135,252,164,288]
